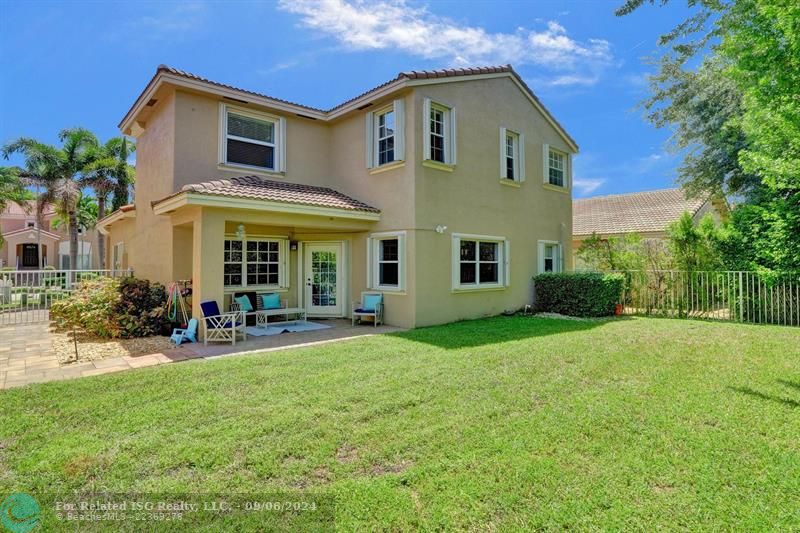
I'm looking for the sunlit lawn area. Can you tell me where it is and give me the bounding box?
[1,316,799,530]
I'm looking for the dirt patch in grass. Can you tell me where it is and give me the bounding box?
[368,459,413,476]
[336,444,359,464]
[52,329,173,365]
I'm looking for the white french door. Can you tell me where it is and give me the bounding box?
[304,243,344,317]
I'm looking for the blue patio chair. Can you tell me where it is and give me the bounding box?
[170,318,199,346]
[352,292,384,327]
[200,300,246,346]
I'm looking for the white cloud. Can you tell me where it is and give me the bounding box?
[278,0,612,83]
[573,178,606,196]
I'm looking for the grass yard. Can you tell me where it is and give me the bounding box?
[1,316,799,530]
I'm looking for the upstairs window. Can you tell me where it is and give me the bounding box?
[423,98,457,165]
[220,104,285,172]
[500,128,525,182]
[544,146,566,187]
[376,109,395,165]
[366,100,405,169]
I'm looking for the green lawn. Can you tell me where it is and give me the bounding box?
[2,316,799,530]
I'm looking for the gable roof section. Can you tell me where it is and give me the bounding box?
[573,188,708,236]
[1,226,62,241]
[154,176,380,216]
[121,64,578,152]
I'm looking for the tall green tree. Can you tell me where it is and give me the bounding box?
[2,128,100,269]
[617,0,800,271]
[51,192,98,233]
[82,137,135,268]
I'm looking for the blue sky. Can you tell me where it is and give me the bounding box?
[1,0,690,198]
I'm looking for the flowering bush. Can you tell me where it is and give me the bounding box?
[50,277,121,337]
[50,276,168,338]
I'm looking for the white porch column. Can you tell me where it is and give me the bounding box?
[191,208,225,324]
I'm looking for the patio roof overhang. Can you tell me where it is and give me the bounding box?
[153,191,381,222]
[96,204,136,235]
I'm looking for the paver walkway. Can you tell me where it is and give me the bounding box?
[0,320,402,390]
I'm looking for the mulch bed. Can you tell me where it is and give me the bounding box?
[52,329,173,365]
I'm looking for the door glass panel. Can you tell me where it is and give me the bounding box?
[311,251,337,307]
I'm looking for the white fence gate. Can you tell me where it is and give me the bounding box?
[0,269,133,327]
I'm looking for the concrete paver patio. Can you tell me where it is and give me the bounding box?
[0,320,402,390]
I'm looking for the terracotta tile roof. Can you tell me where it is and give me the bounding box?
[156,65,326,113]
[573,188,707,236]
[126,65,576,149]
[178,176,380,214]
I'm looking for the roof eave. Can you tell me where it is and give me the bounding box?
[152,191,381,221]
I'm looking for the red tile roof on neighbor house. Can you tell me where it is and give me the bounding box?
[573,188,708,237]
[171,176,380,214]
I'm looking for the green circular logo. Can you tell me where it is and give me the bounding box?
[0,493,40,533]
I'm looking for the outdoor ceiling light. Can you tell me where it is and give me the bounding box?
[235,224,245,240]
[435,225,447,234]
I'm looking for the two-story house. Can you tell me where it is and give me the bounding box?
[1,201,98,269]
[96,65,577,329]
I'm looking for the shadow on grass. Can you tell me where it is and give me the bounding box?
[728,386,800,409]
[391,314,624,349]
[777,379,800,393]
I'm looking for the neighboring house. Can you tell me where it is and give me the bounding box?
[0,201,99,269]
[572,188,728,265]
[97,64,577,328]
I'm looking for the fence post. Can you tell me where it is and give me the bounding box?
[738,271,744,323]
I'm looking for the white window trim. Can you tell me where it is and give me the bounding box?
[366,231,406,292]
[451,233,510,291]
[223,235,289,290]
[219,103,286,173]
[538,240,564,274]
[500,128,526,182]
[423,98,457,165]
[542,144,570,189]
[366,99,405,169]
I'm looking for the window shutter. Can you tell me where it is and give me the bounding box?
[537,241,545,274]
[393,98,405,161]
[365,112,375,168]
[278,117,287,172]
[567,153,573,189]
[499,127,507,179]
[518,134,526,182]
[422,98,431,161]
[449,107,457,165]
[366,237,374,289]
[504,240,511,286]
[542,143,549,183]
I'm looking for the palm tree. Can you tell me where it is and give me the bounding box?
[51,192,98,233]
[82,137,135,268]
[2,128,99,269]
[0,166,33,248]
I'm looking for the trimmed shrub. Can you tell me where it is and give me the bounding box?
[533,272,625,317]
[50,276,168,338]
[114,278,168,338]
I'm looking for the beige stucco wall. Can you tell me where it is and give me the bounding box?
[409,77,574,326]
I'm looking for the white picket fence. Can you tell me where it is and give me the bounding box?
[615,270,800,327]
[0,269,133,326]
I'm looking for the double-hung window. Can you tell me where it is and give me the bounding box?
[452,234,509,290]
[538,241,563,273]
[366,100,405,168]
[542,144,568,188]
[219,104,286,172]
[368,231,406,291]
[224,238,286,289]
[423,98,456,166]
[500,128,525,182]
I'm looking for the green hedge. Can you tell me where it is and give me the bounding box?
[533,272,625,317]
